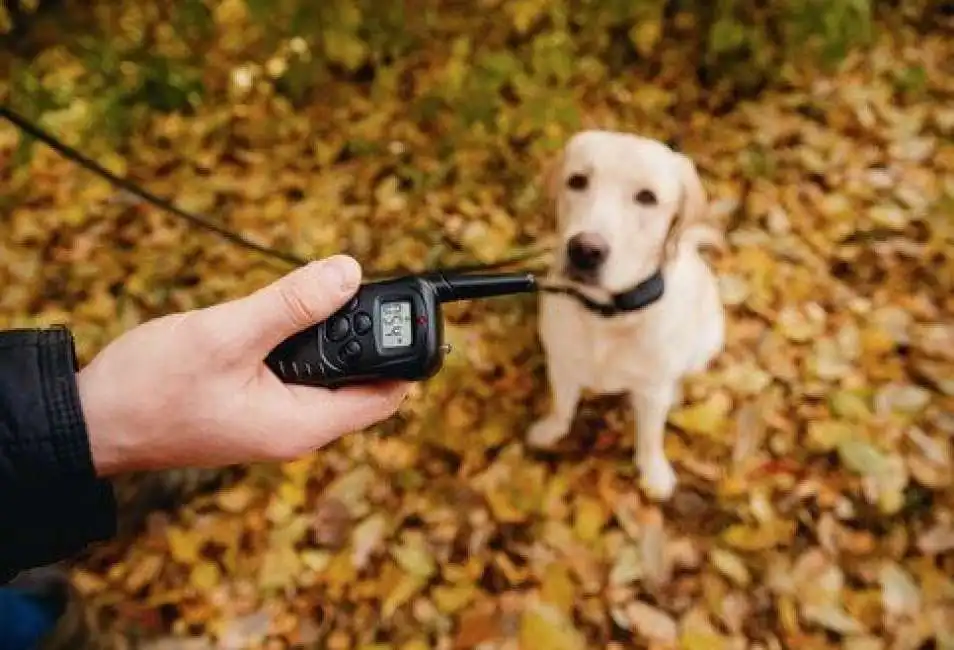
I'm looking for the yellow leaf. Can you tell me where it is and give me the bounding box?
[722,521,793,551]
[710,548,751,587]
[190,561,220,592]
[573,496,608,543]
[506,0,547,34]
[322,29,369,72]
[382,574,427,619]
[282,456,315,484]
[540,562,575,615]
[278,481,305,509]
[629,20,662,57]
[259,544,301,591]
[829,390,872,421]
[680,631,726,650]
[301,550,332,573]
[777,595,799,635]
[668,392,732,441]
[400,641,430,650]
[390,535,436,579]
[325,551,358,592]
[807,420,855,452]
[166,526,200,564]
[433,583,477,614]
[519,602,587,650]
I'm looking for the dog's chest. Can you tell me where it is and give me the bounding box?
[564,311,657,394]
[588,320,657,392]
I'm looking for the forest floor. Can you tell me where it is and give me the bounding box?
[1,4,953,649]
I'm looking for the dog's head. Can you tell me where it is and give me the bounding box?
[542,130,708,293]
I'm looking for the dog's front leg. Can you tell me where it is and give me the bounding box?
[527,357,582,449]
[631,385,678,501]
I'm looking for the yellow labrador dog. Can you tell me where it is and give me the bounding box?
[528,130,725,501]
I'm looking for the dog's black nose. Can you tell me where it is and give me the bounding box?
[566,232,609,271]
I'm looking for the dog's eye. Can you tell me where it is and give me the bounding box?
[634,189,657,206]
[567,174,589,191]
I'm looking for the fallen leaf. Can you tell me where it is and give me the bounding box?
[382,574,428,619]
[540,562,576,614]
[807,420,855,452]
[609,544,643,587]
[801,603,867,635]
[312,497,353,550]
[874,383,932,416]
[215,484,257,513]
[620,601,678,645]
[669,392,732,441]
[190,561,221,592]
[519,601,587,650]
[125,555,164,593]
[433,583,477,615]
[167,526,201,564]
[351,513,389,570]
[879,562,921,621]
[710,548,751,587]
[573,495,608,543]
[391,534,437,580]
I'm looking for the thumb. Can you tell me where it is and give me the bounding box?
[218,255,363,355]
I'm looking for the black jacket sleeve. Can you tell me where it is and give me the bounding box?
[0,326,116,584]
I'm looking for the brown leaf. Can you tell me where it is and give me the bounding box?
[125,554,164,593]
[312,498,353,549]
[454,601,503,649]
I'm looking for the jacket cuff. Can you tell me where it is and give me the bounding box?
[37,326,117,540]
[0,327,116,574]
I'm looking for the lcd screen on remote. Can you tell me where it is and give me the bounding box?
[380,301,413,348]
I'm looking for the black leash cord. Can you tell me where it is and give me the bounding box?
[0,105,549,277]
[0,105,310,267]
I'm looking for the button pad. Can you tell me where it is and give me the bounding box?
[323,300,376,369]
[326,316,350,341]
[339,340,362,365]
[353,312,372,335]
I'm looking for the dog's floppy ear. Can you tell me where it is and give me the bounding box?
[676,153,707,231]
[541,149,564,204]
[662,152,714,261]
[537,148,565,229]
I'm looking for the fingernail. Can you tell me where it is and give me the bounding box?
[325,256,361,293]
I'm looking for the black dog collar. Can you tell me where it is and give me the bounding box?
[540,269,665,317]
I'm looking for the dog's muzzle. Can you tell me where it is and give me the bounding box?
[564,232,608,283]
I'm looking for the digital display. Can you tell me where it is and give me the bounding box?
[380,301,413,348]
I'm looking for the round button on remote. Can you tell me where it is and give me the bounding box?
[353,312,372,335]
[339,339,362,364]
[326,316,350,342]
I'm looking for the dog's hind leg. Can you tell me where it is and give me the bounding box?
[631,384,678,501]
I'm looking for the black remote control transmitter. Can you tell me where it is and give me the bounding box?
[265,271,537,388]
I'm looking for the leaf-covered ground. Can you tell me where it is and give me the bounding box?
[2,3,953,649]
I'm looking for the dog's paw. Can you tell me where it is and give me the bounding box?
[639,459,677,501]
[527,417,569,449]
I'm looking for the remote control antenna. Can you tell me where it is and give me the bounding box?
[427,271,538,303]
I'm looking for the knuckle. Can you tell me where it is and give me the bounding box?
[278,283,318,329]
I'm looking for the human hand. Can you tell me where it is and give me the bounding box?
[77,255,409,476]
